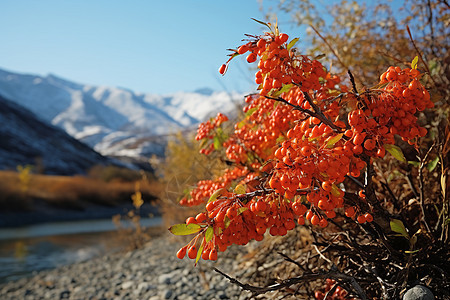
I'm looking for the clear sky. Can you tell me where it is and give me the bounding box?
[0,0,300,95]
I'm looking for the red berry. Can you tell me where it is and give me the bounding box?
[219,64,227,75]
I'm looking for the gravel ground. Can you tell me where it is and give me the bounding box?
[0,231,255,300]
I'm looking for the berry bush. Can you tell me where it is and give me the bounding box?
[168,20,448,299]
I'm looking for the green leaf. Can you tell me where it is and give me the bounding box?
[408,161,420,167]
[234,184,246,194]
[237,207,248,214]
[224,216,231,229]
[208,188,224,203]
[384,144,406,162]
[427,156,439,172]
[405,249,420,254]
[272,84,294,98]
[326,133,344,148]
[411,56,419,69]
[195,240,205,264]
[169,223,202,235]
[213,136,221,150]
[330,184,342,197]
[287,37,299,50]
[205,226,214,243]
[245,107,258,117]
[390,219,409,240]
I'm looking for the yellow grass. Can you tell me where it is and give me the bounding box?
[0,170,164,211]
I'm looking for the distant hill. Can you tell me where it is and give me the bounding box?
[0,94,112,175]
[0,68,242,160]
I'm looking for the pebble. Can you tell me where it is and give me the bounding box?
[0,232,252,300]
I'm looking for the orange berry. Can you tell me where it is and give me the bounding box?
[297,216,305,225]
[255,201,267,212]
[365,213,374,222]
[186,217,197,225]
[176,246,187,259]
[195,213,207,223]
[311,214,320,225]
[345,206,356,218]
[363,139,376,151]
[321,181,332,192]
[247,52,257,63]
[187,245,197,259]
[357,214,366,224]
[219,64,227,75]
[209,249,218,261]
[257,38,266,49]
[319,218,328,228]
[237,44,249,54]
[278,33,289,44]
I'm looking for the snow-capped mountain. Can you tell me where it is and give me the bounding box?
[0,94,111,175]
[0,68,242,160]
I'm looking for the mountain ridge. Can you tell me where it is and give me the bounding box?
[0,68,242,160]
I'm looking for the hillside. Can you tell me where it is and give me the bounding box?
[0,68,242,160]
[0,94,111,175]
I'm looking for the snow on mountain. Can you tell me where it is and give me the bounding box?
[0,68,243,159]
[0,94,112,175]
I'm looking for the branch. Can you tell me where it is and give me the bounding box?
[406,25,438,88]
[265,93,344,133]
[213,267,368,299]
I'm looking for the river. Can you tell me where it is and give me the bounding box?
[0,217,162,283]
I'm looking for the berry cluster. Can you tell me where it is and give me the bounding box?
[195,113,229,155]
[171,24,432,265]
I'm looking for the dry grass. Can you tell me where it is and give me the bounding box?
[0,170,164,212]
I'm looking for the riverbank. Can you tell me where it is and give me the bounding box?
[0,230,255,300]
[0,202,159,228]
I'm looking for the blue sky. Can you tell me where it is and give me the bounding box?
[0,0,300,95]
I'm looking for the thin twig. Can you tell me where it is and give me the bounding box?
[308,25,359,84]
[418,144,434,233]
[406,25,438,88]
[213,267,368,299]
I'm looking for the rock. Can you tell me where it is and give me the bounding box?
[163,289,173,299]
[121,281,134,290]
[403,285,435,300]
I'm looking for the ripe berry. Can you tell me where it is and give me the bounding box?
[364,213,374,222]
[186,217,197,225]
[357,214,366,224]
[247,53,257,63]
[219,64,227,75]
[176,246,187,259]
[187,245,197,259]
[345,206,356,218]
[311,214,320,226]
[209,249,218,261]
[237,44,249,54]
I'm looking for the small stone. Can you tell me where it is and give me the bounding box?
[158,274,172,285]
[163,289,173,299]
[403,285,435,300]
[59,290,70,299]
[121,281,134,290]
